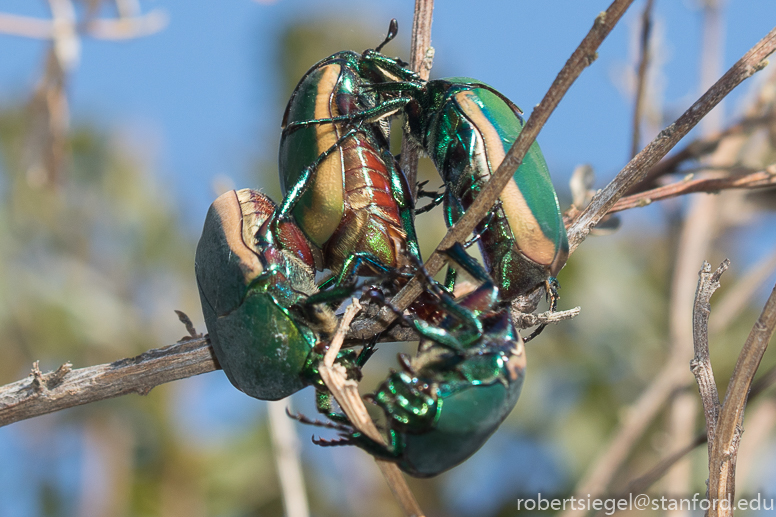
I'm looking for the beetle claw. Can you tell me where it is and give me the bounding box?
[313,436,353,447]
[286,408,352,432]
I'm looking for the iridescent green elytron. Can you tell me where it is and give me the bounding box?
[195,189,365,402]
[277,25,421,282]
[320,49,569,301]
[309,245,526,477]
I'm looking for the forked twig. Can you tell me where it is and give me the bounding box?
[316,300,425,517]
[568,26,776,252]
[608,164,776,214]
[691,260,729,457]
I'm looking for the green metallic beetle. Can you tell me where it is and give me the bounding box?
[297,49,569,308]
[277,21,423,285]
[402,77,568,305]
[294,245,527,477]
[195,188,367,402]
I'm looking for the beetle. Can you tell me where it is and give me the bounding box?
[402,77,568,305]
[299,50,569,309]
[195,188,368,402]
[277,21,422,285]
[294,244,527,477]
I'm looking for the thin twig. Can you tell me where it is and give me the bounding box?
[401,0,434,201]
[630,0,655,159]
[691,260,729,457]
[316,300,425,517]
[0,337,217,428]
[511,306,581,329]
[0,10,167,40]
[568,25,776,253]
[560,362,689,517]
[353,0,636,341]
[608,164,776,213]
[268,400,310,517]
[707,281,776,515]
[627,115,771,193]
[0,321,418,427]
[609,363,776,503]
[711,247,776,332]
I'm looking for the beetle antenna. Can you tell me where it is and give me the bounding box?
[375,18,399,52]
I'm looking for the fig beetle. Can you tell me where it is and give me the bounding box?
[195,189,368,402]
[295,244,527,477]
[302,50,569,306]
[277,21,422,284]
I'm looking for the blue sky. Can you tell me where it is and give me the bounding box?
[2,0,775,239]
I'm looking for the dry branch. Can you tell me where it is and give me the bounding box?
[401,0,435,200]
[609,164,776,213]
[629,114,774,194]
[707,280,776,515]
[568,25,776,253]
[0,337,217,428]
[691,260,729,457]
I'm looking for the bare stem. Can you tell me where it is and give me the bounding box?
[609,164,776,213]
[690,260,729,458]
[630,0,655,159]
[568,25,776,253]
[707,281,776,515]
[0,337,217,428]
[401,0,434,201]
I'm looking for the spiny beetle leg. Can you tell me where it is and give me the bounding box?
[285,407,352,432]
[277,127,359,220]
[282,97,411,134]
[313,436,354,447]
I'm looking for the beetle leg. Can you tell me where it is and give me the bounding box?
[282,97,411,135]
[415,190,444,215]
[276,127,359,221]
[334,252,398,286]
[523,278,560,343]
[463,209,497,248]
[312,436,355,447]
[356,337,379,368]
[313,390,352,425]
[286,407,353,433]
